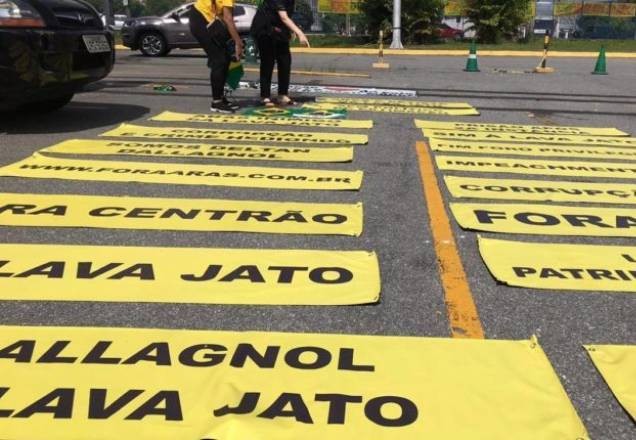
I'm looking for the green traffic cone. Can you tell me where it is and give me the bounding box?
[592,46,608,75]
[465,40,479,72]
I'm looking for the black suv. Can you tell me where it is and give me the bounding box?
[0,0,115,111]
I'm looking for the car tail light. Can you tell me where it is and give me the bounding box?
[0,0,46,27]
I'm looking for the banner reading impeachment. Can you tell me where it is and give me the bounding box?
[0,193,363,235]
[0,155,363,191]
[0,244,380,304]
[0,325,589,440]
[101,124,369,145]
[41,139,355,163]
[416,120,628,136]
[436,155,636,180]
[479,237,636,292]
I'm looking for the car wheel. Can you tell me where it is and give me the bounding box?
[20,93,74,113]
[139,32,169,57]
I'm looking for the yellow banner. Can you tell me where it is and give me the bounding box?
[451,203,636,237]
[416,120,627,136]
[102,124,368,145]
[429,138,636,161]
[150,111,373,129]
[436,155,636,180]
[0,193,363,236]
[422,129,636,147]
[318,97,474,109]
[0,325,589,440]
[585,345,636,420]
[41,139,354,163]
[444,176,636,205]
[309,103,480,116]
[478,237,636,292]
[0,244,379,304]
[0,155,363,191]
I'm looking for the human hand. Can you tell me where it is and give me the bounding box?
[298,32,310,47]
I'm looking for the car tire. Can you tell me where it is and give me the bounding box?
[20,93,74,113]
[139,32,169,57]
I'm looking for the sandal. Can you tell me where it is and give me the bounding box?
[278,95,297,106]
[261,98,275,108]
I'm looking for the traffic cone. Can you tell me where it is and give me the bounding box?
[592,46,608,75]
[464,40,479,72]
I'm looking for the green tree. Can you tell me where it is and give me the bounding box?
[293,0,314,30]
[465,0,531,43]
[358,0,444,44]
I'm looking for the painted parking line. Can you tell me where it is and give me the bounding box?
[415,141,484,339]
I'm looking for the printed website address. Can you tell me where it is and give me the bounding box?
[18,164,352,183]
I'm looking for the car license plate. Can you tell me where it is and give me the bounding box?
[82,35,111,53]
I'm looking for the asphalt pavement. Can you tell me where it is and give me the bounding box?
[1,49,635,439]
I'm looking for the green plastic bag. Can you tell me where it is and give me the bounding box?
[226,60,244,90]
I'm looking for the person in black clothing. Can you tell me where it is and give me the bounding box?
[250,0,310,107]
[188,0,244,113]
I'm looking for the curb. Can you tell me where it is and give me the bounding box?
[114,45,636,58]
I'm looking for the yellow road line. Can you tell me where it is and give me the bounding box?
[415,141,485,339]
[115,44,636,58]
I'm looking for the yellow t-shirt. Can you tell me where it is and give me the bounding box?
[194,0,234,23]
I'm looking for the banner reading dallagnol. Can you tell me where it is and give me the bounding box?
[41,139,355,163]
[0,326,589,440]
[0,243,379,305]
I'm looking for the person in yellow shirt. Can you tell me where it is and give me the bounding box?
[188,0,244,113]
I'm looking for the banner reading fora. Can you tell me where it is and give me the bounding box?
[0,155,363,191]
[0,244,379,305]
[451,203,636,237]
[0,326,589,440]
[102,123,369,145]
[0,193,363,236]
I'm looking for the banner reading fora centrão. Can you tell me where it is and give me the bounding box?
[0,326,589,440]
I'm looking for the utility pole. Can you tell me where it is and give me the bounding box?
[102,0,113,26]
[390,0,403,49]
